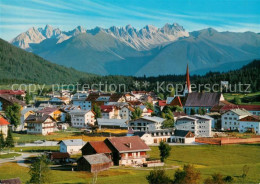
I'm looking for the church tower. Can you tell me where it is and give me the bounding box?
[183,64,192,95]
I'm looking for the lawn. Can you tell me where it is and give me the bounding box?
[0,153,21,159]
[0,144,259,183]
[223,92,260,105]
[13,131,106,143]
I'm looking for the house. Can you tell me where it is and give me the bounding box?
[97,118,128,129]
[108,93,126,103]
[131,91,150,100]
[58,139,85,154]
[104,136,150,166]
[125,93,137,101]
[70,109,95,128]
[72,92,91,110]
[100,105,119,119]
[50,97,70,104]
[134,129,195,145]
[0,90,25,99]
[18,107,36,131]
[25,113,56,135]
[36,107,63,122]
[184,92,226,115]
[175,115,212,137]
[119,106,133,120]
[221,109,252,131]
[0,116,10,138]
[34,101,65,108]
[0,178,22,184]
[239,115,260,134]
[129,116,165,131]
[0,94,26,111]
[48,152,70,164]
[81,141,112,160]
[219,104,260,115]
[167,96,183,107]
[172,112,187,121]
[77,153,113,172]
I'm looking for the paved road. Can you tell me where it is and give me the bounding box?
[16,141,59,147]
[0,152,37,167]
[149,142,206,146]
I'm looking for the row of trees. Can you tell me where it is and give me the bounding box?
[0,129,14,150]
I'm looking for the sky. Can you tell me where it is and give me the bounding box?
[0,0,260,41]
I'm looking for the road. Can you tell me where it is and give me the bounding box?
[16,141,59,147]
[0,152,37,167]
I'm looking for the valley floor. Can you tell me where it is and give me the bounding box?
[1,144,260,184]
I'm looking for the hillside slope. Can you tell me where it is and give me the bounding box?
[0,38,95,84]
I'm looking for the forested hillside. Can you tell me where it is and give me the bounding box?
[0,38,95,84]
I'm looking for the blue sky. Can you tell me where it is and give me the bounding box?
[0,0,260,41]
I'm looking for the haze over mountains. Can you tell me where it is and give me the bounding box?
[10,23,260,76]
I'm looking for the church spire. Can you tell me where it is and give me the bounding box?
[183,64,192,95]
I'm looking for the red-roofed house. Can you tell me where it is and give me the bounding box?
[104,136,151,166]
[81,141,112,160]
[239,115,260,134]
[0,117,10,138]
[220,104,260,115]
[100,105,119,119]
[168,96,183,107]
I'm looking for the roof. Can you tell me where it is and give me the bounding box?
[0,178,22,184]
[174,130,194,137]
[172,112,186,117]
[0,90,25,96]
[109,93,124,102]
[106,136,150,153]
[69,109,93,115]
[50,152,70,159]
[139,116,165,123]
[0,94,26,107]
[0,117,10,126]
[86,93,100,101]
[96,96,110,102]
[228,109,252,116]
[25,113,54,123]
[88,141,112,153]
[176,116,198,121]
[36,107,59,115]
[158,100,166,106]
[100,105,114,113]
[192,114,213,120]
[166,97,175,104]
[221,104,260,112]
[97,118,128,128]
[80,153,112,165]
[239,115,260,122]
[184,92,223,107]
[58,139,85,146]
[21,107,36,115]
[168,96,183,107]
[34,101,65,108]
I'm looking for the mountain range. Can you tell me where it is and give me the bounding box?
[10,23,260,76]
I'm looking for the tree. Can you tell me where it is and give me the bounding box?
[175,105,184,112]
[204,173,225,184]
[190,108,196,115]
[162,119,174,128]
[25,92,32,104]
[145,102,154,111]
[173,164,201,184]
[0,131,5,150]
[93,104,102,119]
[159,141,171,162]
[158,93,165,100]
[5,128,14,148]
[29,155,51,184]
[146,168,171,184]
[198,108,203,115]
[169,87,175,97]
[202,108,207,115]
[234,97,241,105]
[5,103,21,127]
[65,113,71,123]
[131,107,142,120]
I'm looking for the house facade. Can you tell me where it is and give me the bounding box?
[175,115,212,137]
[0,117,10,138]
[59,139,85,154]
[221,109,251,131]
[239,115,260,134]
[25,113,56,135]
[70,110,95,128]
[129,116,165,131]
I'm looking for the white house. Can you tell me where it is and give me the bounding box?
[0,116,10,138]
[100,105,119,119]
[25,113,56,135]
[18,107,36,131]
[221,109,251,131]
[239,115,260,134]
[129,116,165,131]
[134,129,195,145]
[119,106,133,120]
[70,109,95,128]
[175,115,212,137]
[72,92,91,110]
[58,139,85,154]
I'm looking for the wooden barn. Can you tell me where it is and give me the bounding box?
[77,153,112,172]
[81,141,112,160]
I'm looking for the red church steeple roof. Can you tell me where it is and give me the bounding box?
[186,64,191,93]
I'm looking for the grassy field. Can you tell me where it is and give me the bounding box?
[0,153,21,159]
[0,144,260,183]
[223,92,260,105]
